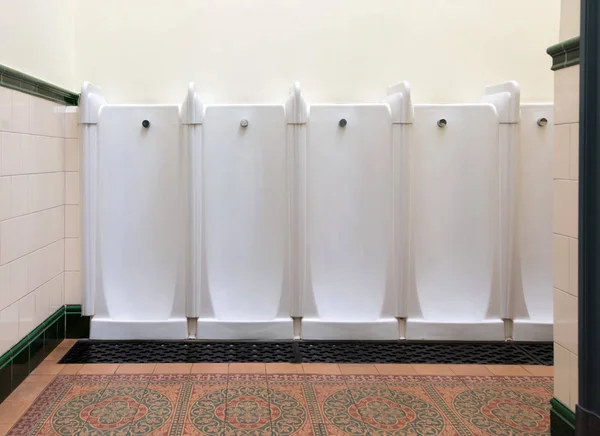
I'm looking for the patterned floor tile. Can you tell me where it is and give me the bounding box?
[381,375,468,435]
[129,374,188,435]
[304,375,367,434]
[79,374,151,435]
[10,375,113,435]
[4,372,553,436]
[452,376,551,435]
[498,375,554,397]
[225,374,273,435]
[449,365,494,376]
[320,423,370,435]
[184,374,228,435]
[344,375,418,435]
[267,374,313,435]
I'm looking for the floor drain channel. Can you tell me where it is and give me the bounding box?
[59,341,553,365]
[514,342,554,366]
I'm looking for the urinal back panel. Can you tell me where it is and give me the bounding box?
[513,104,554,340]
[302,104,397,339]
[408,104,502,340]
[198,105,292,339]
[92,105,187,339]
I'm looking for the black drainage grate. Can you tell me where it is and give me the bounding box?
[59,340,552,366]
[60,341,297,364]
[298,341,549,365]
[514,342,554,366]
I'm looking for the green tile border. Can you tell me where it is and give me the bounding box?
[547,36,580,71]
[65,304,83,314]
[0,64,79,105]
[65,304,90,339]
[551,397,576,435]
[0,305,70,403]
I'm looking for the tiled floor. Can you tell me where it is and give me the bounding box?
[0,340,553,435]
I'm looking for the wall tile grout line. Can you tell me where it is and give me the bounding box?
[0,204,65,224]
[13,271,65,315]
[0,235,64,268]
[0,131,74,140]
[0,171,69,179]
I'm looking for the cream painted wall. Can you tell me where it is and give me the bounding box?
[73,0,560,104]
[0,0,75,89]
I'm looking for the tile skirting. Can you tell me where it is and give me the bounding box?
[0,306,65,403]
[547,36,580,71]
[551,397,576,435]
[65,304,90,339]
[0,304,89,404]
[0,63,79,105]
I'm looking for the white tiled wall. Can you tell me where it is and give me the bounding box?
[553,2,580,410]
[0,87,80,357]
[553,60,579,410]
[64,108,81,306]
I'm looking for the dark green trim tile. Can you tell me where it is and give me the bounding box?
[11,345,29,390]
[1,74,21,88]
[0,64,79,106]
[29,331,46,371]
[0,346,11,370]
[65,304,82,314]
[44,307,64,326]
[551,397,576,435]
[45,318,61,351]
[65,313,77,338]
[58,313,66,341]
[0,362,11,403]
[0,306,68,403]
[547,36,580,71]
[66,313,90,339]
[554,52,567,66]
[65,305,90,339]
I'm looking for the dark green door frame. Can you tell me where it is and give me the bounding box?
[578,0,600,434]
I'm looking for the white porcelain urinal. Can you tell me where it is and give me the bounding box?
[79,81,551,343]
[88,104,188,339]
[301,104,398,339]
[407,104,504,340]
[195,105,292,339]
